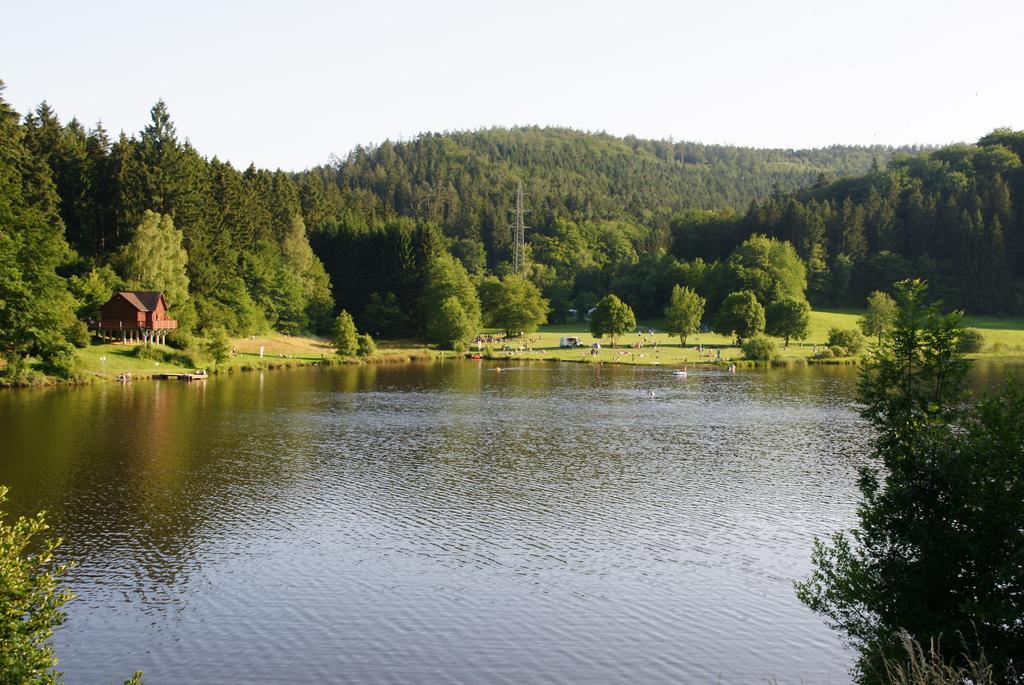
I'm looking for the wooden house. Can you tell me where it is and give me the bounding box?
[95,291,178,344]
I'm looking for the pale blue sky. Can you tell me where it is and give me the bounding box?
[3,0,1022,171]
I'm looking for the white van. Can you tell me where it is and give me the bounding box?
[559,336,583,348]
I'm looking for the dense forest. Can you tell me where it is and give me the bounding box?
[300,126,1024,324]
[298,128,911,327]
[675,134,1024,312]
[3,78,1023,380]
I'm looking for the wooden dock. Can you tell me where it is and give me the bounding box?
[156,370,209,381]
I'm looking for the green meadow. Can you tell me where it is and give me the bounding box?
[475,310,1024,367]
[40,309,1024,384]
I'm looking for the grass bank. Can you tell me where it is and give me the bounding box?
[472,310,1024,367]
[8,309,1024,386]
[3,333,439,387]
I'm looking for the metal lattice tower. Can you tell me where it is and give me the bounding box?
[510,182,528,275]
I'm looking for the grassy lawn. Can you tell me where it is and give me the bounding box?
[76,332,435,381]
[30,309,1024,383]
[480,310,1024,367]
[960,315,1024,357]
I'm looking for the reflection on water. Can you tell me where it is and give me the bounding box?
[1,362,873,683]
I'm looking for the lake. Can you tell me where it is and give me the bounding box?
[0,361,871,683]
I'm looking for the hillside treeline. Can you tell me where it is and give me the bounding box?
[300,127,909,265]
[674,135,1024,312]
[298,128,910,326]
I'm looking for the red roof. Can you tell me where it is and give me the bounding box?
[115,291,165,311]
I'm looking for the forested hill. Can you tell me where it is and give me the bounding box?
[303,127,915,246]
[717,129,1024,313]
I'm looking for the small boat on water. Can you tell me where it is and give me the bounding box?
[116,372,132,383]
[671,370,687,377]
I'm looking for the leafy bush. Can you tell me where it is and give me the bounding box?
[827,327,865,354]
[357,333,376,357]
[829,345,848,357]
[131,343,201,368]
[0,356,46,387]
[0,485,143,683]
[166,331,194,350]
[42,346,84,382]
[131,344,164,361]
[67,320,91,348]
[813,347,835,360]
[0,485,74,682]
[740,334,777,361]
[957,328,984,353]
[164,348,201,368]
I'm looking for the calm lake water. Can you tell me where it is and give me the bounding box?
[0,361,873,683]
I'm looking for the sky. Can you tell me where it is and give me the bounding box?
[2,0,1022,171]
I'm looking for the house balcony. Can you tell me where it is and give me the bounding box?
[96,319,179,331]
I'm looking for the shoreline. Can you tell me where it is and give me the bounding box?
[1,344,441,389]
[4,337,1022,390]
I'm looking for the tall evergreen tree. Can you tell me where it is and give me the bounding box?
[0,83,79,374]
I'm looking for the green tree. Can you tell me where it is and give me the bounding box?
[433,296,477,351]
[0,83,79,375]
[203,326,231,365]
[362,292,408,338]
[827,327,865,355]
[725,234,807,306]
[796,280,1024,682]
[0,485,74,683]
[664,285,705,346]
[479,275,549,337]
[333,310,358,356]
[115,210,189,308]
[450,238,487,276]
[713,290,765,344]
[858,291,898,345]
[589,294,636,347]
[67,265,123,320]
[765,297,810,347]
[423,253,481,346]
[280,215,334,332]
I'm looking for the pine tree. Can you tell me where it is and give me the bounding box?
[333,310,359,356]
[838,198,868,262]
[0,82,79,375]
